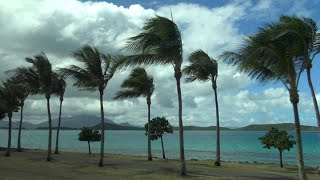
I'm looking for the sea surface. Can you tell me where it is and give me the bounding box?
[0,130,319,167]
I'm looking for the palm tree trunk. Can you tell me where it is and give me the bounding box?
[147,96,152,161]
[55,98,63,154]
[289,89,307,180]
[213,86,221,166]
[279,149,283,168]
[98,90,105,167]
[88,141,91,155]
[5,112,12,157]
[306,66,320,130]
[46,95,52,161]
[160,136,165,159]
[17,102,24,152]
[175,70,186,176]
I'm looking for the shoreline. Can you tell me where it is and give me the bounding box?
[1,147,319,168]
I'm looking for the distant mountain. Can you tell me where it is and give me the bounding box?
[0,121,37,129]
[173,126,230,131]
[234,123,317,131]
[36,114,117,129]
[0,117,317,131]
[90,123,144,130]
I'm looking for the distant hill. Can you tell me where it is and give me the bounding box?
[173,126,230,131]
[90,123,144,130]
[234,123,318,131]
[36,114,117,129]
[0,121,37,129]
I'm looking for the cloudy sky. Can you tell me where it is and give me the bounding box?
[0,0,319,127]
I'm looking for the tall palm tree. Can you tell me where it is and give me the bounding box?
[113,67,154,160]
[121,15,187,175]
[9,53,57,161]
[182,50,221,166]
[59,45,120,167]
[54,76,66,154]
[221,22,308,180]
[0,82,20,157]
[5,76,30,152]
[275,16,320,130]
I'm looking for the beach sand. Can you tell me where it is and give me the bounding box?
[0,149,319,180]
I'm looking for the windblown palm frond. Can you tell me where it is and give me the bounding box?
[121,16,183,68]
[0,82,21,114]
[183,50,218,83]
[59,45,121,92]
[113,67,154,100]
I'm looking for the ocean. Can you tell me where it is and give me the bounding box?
[0,130,319,167]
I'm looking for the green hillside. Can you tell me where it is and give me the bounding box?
[234,123,317,131]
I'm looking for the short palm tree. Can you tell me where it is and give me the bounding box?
[122,15,187,175]
[182,50,221,166]
[59,45,121,167]
[0,81,20,157]
[221,22,308,180]
[5,77,30,152]
[275,16,320,130]
[54,76,66,154]
[9,53,57,161]
[113,67,154,160]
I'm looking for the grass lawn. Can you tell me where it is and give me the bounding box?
[0,150,319,180]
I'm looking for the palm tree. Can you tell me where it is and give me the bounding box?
[4,76,30,152]
[221,22,308,180]
[9,53,57,161]
[54,76,66,154]
[182,50,221,166]
[113,67,154,160]
[275,16,320,130]
[0,81,20,157]
[121,15,187,175]
[59,45,121,167]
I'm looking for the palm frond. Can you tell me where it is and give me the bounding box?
[114,67,154,100]
[182,50,217,83]
[113,89,142,100]
[122,15,183,69]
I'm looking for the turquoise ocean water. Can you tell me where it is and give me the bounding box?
[0,130,319,167]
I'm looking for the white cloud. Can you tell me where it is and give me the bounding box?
[1,0,319,127]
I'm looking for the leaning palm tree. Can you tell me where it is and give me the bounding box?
[113,67,154,160]
[0,82,20,157]
[121,15,187,175]
[221,22,308,180]
[9,53,57,161]
[5,76,30,152]
[59,45,120,167]
[182,50,221,166]
[54,76,67,154]
[275,16,320,129]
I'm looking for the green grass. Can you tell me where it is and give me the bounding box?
[0,150,318,180]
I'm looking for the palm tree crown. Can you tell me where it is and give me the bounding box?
[183,50,218,84]
[59,45,118,92]
[123,15,182,69]
[113,67,154,100]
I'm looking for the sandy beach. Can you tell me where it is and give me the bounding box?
[0,149,319,180]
